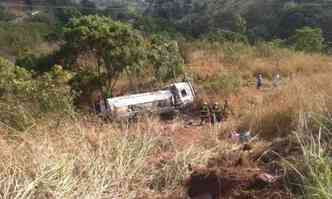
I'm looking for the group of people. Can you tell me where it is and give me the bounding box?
[256,73,281,90]
[200,100,233,125]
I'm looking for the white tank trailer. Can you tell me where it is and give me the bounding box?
[99,81,196,120]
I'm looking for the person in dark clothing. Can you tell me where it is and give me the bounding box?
[211,102,222,124]
[256,73,263,90]
[200,102,210,125]
[94,95,102,114]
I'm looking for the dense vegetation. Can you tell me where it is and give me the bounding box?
[0,0,331,198]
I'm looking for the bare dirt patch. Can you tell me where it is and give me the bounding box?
[185,164,292,199]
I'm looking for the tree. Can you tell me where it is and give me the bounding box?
[148,34,184,82]
[289,27,325,53]
[277,5,322,39]
[63,15,146,96]
[234,15,247,34]
[80,0,97,16]
[205,29,248,44]
[0,57,74,130]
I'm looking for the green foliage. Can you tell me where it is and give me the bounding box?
[79,0,97,16]
[203,73,241,96]
[141,0,332,45]
[69,71,102,103]
[234,15,247,34]
[289,27,325,52]
[277,5,322,39]
[0,6,5,20]
[290,117,332,199]
[205,29,248,44]
[63,15,147,92]
[254,39,287,58]
[55,7,82,24]
[148,34,184,82]
[0,57,74,131]
[15,53,56,72]
[302,154,332,199]
[134,16,181,39]
[0,22,52,56]
[222,42,251,64]
[102,1,138,21]
[0,5,14,21]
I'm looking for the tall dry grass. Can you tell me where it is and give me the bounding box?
[238,73,332,139]
[182,41,332,80]
[0,117,216,199]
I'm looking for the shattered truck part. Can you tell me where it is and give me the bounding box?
[102,82,195,119]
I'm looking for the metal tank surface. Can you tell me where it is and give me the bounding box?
[101,81,196,120]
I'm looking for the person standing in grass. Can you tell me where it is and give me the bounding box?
[211,102,222,124]
[94,95,102,114]
[256,73,263,90]
[200,102,210,125]
[272,73,280,88]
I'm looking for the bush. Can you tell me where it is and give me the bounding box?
[0,57,74,131]
[0,22,52,55]
[205,29,249,44]
[0,5,15,21]
[222,42,251,65]
[203,73,241,96]
[149,34,185,82]
[289,27,325,53]
[285,116,332,199]
[69,71,103,106]
[16,53,55,72]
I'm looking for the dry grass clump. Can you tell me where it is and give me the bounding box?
[0,117,214,199]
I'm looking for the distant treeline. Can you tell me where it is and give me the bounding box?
[1,0,332,46]
[18,0,330,44]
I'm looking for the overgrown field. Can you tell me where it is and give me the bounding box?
[0,42,332,198]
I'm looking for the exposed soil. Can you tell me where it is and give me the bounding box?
[153,108,294,199]
[185,165,292,199]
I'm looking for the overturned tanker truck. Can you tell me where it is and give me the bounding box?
[99,81,196,120]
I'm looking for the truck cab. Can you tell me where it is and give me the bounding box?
[169,82,196,108]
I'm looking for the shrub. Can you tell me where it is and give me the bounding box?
[0,22,52,55]
[205,29,249,44]
[69,71,103,105]
[16,53,56,72]
[289,27,325,53]
[203,73,241,96]
[222,42,251,65]
[0,57,74,131]
[148,34,185,82]
[285,116,332,199]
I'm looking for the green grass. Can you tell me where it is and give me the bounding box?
[202,73,241,96]
[297,128,332,199]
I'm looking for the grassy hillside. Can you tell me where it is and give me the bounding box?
[0,21,54,60]
[1,41,331,198]
[0,2,331,198]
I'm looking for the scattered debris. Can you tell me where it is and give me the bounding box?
[230,130,240,142]
[256,173,278,184]
[239,131,251,143]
